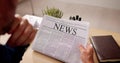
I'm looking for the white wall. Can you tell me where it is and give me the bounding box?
[59,0,120,10]
[30,0,120,33]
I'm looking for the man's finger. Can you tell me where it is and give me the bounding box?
[24,29,37,45]
[15,24,33,46]
[87,44,94,55]
[79,44,85,53]
[8,15,22,34]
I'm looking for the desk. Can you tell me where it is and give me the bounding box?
[1,28,118,63]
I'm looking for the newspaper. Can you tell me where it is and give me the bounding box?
[25,15,89,63]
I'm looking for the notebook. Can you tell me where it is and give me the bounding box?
[90,35,120,63]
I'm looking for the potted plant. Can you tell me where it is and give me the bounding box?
[42,7,63,18]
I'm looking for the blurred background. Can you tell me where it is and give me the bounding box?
[16,0,120,33]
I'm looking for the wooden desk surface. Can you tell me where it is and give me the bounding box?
[1,28,119,63]
[20,28,120,63]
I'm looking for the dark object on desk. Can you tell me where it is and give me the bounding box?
[69,15,82,21]
[76,15,79,20]
[90,35,120,63]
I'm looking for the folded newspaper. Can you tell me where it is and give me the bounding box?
[24,15,90,63]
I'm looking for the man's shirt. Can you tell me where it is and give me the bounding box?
[0,44,29,63]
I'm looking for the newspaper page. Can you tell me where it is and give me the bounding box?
[23,15,42,29]
[31,15,89,63]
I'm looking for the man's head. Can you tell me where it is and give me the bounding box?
[0,0,18,35]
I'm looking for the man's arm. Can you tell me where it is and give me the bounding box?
[1,15,37,63]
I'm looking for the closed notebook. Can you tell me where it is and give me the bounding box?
[90,35,120,63]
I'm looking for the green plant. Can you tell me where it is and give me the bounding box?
[42,7,63,18]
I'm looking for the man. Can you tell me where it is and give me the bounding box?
[0,0,37,63]
[0,0,94,63]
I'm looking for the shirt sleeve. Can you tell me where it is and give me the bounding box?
[0,44,29,63]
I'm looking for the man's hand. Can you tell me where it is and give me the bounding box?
[7,15,37,47]
[80,44,94,63]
